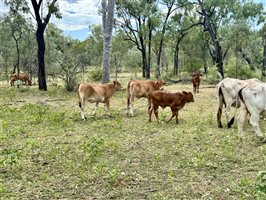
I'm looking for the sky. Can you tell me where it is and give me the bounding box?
[0,0,266,41]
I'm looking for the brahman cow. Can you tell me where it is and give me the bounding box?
[77,81,122,120]
[238,82,266,142]
[10,73,32,86]
[127,79,166,116]
[191,73,201,93]
[148,90,194,123]
[216,77,261,128]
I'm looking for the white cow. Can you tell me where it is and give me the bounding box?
[238,82,266,142]
[216,77,261,128]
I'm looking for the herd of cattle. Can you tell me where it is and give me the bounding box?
[10,72,266,142]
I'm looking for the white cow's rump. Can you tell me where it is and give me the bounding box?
[238,82,266,142]
[216,77,261,128]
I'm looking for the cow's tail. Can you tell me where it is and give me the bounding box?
[238,87,250,115]
[77,83,82,108]
[127,80,132,109]
[227,87,245,128]
[217,84,226,128]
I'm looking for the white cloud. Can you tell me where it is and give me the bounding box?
[52,0,102,31]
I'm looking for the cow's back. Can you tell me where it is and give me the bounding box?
[129,80,156,98]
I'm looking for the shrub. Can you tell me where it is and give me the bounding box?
[89,68,103,82]
[206,67,220,84]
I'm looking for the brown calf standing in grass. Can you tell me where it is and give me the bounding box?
[148,90,194,123]
[127,79,166,116]
[10,73,32,86]
[191,73,201,93]
[77,81,122,120]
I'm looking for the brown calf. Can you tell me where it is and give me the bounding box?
[148,90,194,123]
[191,73,201,93]
[77,81,122,120]
[10,73,32,86]
[127,79,166,116]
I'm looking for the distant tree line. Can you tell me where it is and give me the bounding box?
[0,0,265,91]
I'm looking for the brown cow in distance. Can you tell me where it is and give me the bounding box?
[127,79,166,116]
[191,73,201,93]
[148,90,194,123]
[77,81,122,120]
[10,73,32,86]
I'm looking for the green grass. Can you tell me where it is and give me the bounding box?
[0,83,266,199]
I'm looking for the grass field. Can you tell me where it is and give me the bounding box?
[0,81,266,199]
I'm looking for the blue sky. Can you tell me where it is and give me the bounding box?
[51,0,102,40]
[0,0,266,41]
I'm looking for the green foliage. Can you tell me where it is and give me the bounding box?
[88,68,103,82]
[224,62,261,79]
[256,171,266,196]
[0,148,21,166]
[206,67,220,84]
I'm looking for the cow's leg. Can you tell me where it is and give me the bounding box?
[104,100,112,116]
[79,98,87,120]
[153,105,159,123]
[175,110,179,124]
[217,94,224,128]
[197,85,199,93]
[167,108,177,123]
[148,104,153,122]
[237,107,248,138]
[193,85,196,93]
[128,96,134,116]
[249,113,264,138]
[224,102,233,125]
[92,102,99,116]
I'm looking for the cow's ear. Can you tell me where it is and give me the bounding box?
[113,81,116,84]
[182,91,188,94]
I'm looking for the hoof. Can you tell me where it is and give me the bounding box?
[218,125,223,128]
[260,138,266,144]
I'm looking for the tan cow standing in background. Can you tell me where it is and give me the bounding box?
[127,79,166,116]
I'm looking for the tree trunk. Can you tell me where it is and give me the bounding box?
[156,3,173,79]
[15,39,20,88]
[147,20,152,79]
[174,44,179,76]
[198,0,224,79]
[36,24,47,91]
[102,0,115,83]
[173,33,187,77]
[140,36,147,78]
[239,48,256,71]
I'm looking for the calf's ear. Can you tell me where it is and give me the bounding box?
[182,91,188,95]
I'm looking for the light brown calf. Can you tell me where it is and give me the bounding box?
[77,81,122,120]
[127,79,166,116]
[10,73,32,86]
[148,90,194,123]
